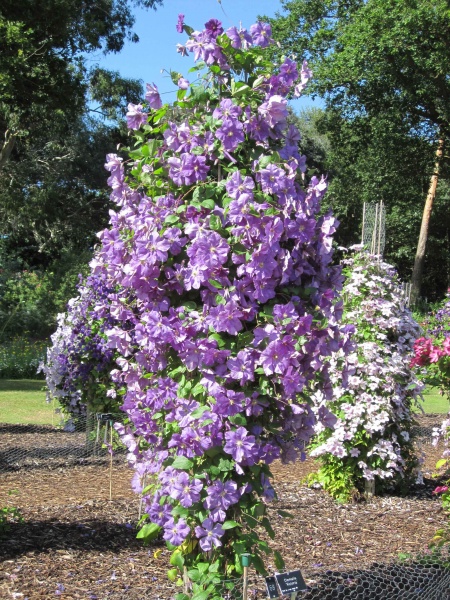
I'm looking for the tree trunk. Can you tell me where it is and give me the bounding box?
[0,130,16,170]
[411,137,445,303]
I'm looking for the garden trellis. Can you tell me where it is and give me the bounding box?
[362,201,386,256]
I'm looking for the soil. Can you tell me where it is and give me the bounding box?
[0,414,448,600]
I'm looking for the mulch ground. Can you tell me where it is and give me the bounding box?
[0,414,448,600]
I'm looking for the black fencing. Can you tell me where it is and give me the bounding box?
[0,412,125,471]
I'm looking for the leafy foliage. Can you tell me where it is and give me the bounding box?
[0,338,47,379]
[267,0,450,299]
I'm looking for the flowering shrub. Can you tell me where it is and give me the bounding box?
[411,295,450,550]
[309,249,423,502]
[56,15,351,596]
[411,292,450,395]
[41,274,119,418]
[0,337,47,379]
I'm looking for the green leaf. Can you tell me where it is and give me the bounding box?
[201,199,216,209]
[167,568,178,582]
[136,522,161,542]
[261,517,275,539]
[218,458,234,471]
[192,592,210,600]
[258,155,273,169]
[229,414,247,426]
[164,214,180,225]
[197,562,209,574]
[222,520,241,530]
[436,459,447,469]
[170,549,185,569]
[171,506,189,518]
[252,75,266,88]
[172,456,194,470]
[208,561,220,573]
[208,279,223,289]
[274,550,285,571]
[182,301,197,311]
[250,553,268,575]
[186,569,201,582]
[209,214,222,230]
[192,383,206,398]
[232,82,251,96]
[205,446,222,458]
[209,332,225,346]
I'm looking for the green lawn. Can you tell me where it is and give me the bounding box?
[420,387,449,414]
[0,379,58,425]
[0,380,447,426]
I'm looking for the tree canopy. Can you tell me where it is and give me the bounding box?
[268,0,450,298]
[0,0,163,166]
[0,0,164,337]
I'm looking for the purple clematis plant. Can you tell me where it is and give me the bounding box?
[46,15,354,598]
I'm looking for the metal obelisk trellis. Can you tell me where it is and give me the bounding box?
[361,201,386,497]
[361,201,386,256]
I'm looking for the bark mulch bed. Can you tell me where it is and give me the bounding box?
[0,415,449,600]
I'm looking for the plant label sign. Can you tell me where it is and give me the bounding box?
[275,570,307,595]
[265,575,279,599]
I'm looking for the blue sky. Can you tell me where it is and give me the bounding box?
[89,0,322,112]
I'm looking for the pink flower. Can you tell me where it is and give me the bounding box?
[443,336,450,354]
[429,346,444,363]
[433,485,448,494]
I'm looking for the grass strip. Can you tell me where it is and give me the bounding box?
[0,379,56,425]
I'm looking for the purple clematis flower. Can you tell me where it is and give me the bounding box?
[194,518,224,551]
[204,18,223,38]
[249,22,272,48]
[126,103,148,130]
[170,472,203,507]
[177,77,190,89]
[145,83,163,109]
[187,231,229,268]
[176,14,185,33]
[258,95,288,128]
[215,119,244,151]
[163,517,190,546]
[224,427,256,463]
[225,26,252,49]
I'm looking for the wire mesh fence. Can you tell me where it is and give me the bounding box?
[0,411,126,471]
[177,550,450,600]
[267,549,450,599]
[0,412,441,472]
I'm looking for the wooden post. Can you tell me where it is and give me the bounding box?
[138,474,147,521]
[241,554,250,600]
[109,422,113,501]
[183,566,191,595]
[411,137,445,302]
